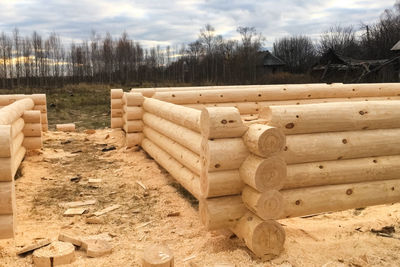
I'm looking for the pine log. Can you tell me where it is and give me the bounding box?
[0,95,23,106]
[0,182,13,215]
[200,107,248,138]
[111,88,123,99]
[261,101,400,134]
[281,179,400,218]
[143,127,201,175]
[125,133,144,147]
[142,244,174,267]
[41,113,48,124]
[111,99,123,109]
[199,195,247,230]
[56,123,75,132]
[130,88,156,97]
[33,241,76,266]
[201,170,243,198]
[23,110,41,123]
[0,125,12,158]
[0,98,35,125]
[284,128,400,164]
[242,124,285,157]
[23,123,42,137]
[239,154,286,192]
[29,94,46,105]
[23,136,42,150]
[123,106,144,120]
[111,109,123,117]
[142,139,201,199]
[0,214,14,239]
[123,92,144,106]
[142,113,202,154]
[284,155,400,189]
[143,98,201,132]
[11,118,24,139]
[12,133,24,156]
[41,123,48,132]
[232,212,285,259]
[33,104,47,113]
[241,186,284,220]
[111,117,123,128]
[123,120,144,133]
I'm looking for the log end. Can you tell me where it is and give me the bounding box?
[142,244,174,266]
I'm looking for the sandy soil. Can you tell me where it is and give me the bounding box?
[1,129,400,267]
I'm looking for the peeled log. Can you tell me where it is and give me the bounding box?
[232,212,285,259]
[12,133,24,156]
[142,113,202,154]
[111,117,123,129]
[0,125,11,158]
[23,110,41,123]
[123,120,144,133]
[0,98,34,125]
[111,88,123,99]
[143,98,201,132]
[260,101,400,134]
[41,113,48,124]
[199,195,247,230]
[41,123,48,132]
[0,182,13,215]
[123,92,144,106]
[11,118,24,139]
[130,88,156,98]
[200,107,248,139]
[123,106,144,120]
[142,244,174,267]
[143,127,201,175]
[142,139,201,199]
[284,155,400,189]
[111,109,123,117]
[23,137,42,150]
[284,128,400,164]
[23,123,42,137]
[111,99,123,109]
[33,105,46,113]
[0,146,26,182]
[239,154,286,192]
[242,186,284,220]
[56,123,75,132]
[201,170,243,198]
[0,214,14,239]
[281,179,400,218]
[242,124,285,157]
[125,133,144,147]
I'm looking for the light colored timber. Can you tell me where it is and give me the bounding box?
[23,123,42,137]
[0,94,46,106]
[11,133,24,156]
[23,110,41,123]
[260,101,400,134]
[142,138,201,199]
[281,179,400,218]
[142,113,202,154]
[33,104,46,113]
[41,113,48,124]
[143,97,201,132]
[201,170,243,198]
[0,98,35,125]
[284,128,400,164]
[199,195,247,230]
[232,212,285,259]
[142,244,174,267]
[123,92,145,106]
[200,107,248,138]
[130,88,156,97]
[242,186,284,220]
[11,118,25,139]
[123,120,144,133]
[125,133,144,147]
[0,214,14,239]
[111,99,123,109]
[56,123,75,132]
[0,146,26,181]
[33,241,76,267]
[123,106,144,120]
[0,125,12,158]
[0,182,13,215]
[284,155,400,189]
[111,88,124,99]
[41,123,48,132]
[111,117,123,128]
[242,124,285,157]
[239,154,286,192]
[111,109,123,117]
[143,127,201,175]
[23,136,42,150]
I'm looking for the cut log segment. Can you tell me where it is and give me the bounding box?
[143,127,201,175]
[142,244,174,267]
[58,232,82,246]
[23,123,42,137]
[86,239,113,257]
[242,124,285,158]
[0,214,14,239]
[284,128,400,164]
[0,125,12,158]
[143,113,202,154]
[284,155,400,189]
[111,117,123,128]
[281,179,400,218]
[130,88,156,97]
[199,195,247,230]
[23,110,41,123]
[111,109,123,117]
[123,92,145,106]
[143,97,201,132]
[125,133,144,147]
[0,182,13,215]
[201,170,243,198]
[56,123,75,132]
[33,241,76,267]
[33,105,47,113]
[123,120,144,133]
[30,94,46,105]
[232,212,285,259]
[200,107,248,138]
[0,98,35,125]
[142,138,201,199]
[260,101,400,134]
[111,99,123,109]
[239,154,286,192]
[110,89,123,99]
[241,186,284,220]
[23,137,42,150]
[123,106,144,120]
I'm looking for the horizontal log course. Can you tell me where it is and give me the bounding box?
[284,155,400,189]
[0,214,14,239]
[12,133,24,157]
[242,124,285,157]
[232,212,285,259]
[23,123,42,137]
[199,195,247,230]
[202,138,249,171]
[0,94,46,106]
[123,107,144,121]
[143,127,201,175]
[123,120,144,133]
[260,101,400,135]
[152,83,400,105]
[142,138,201,199]
[0,146,26,181]
[201,170,243,198]
[111,99,123,109]
[111,117,123,129]
[0,98,35,125]
[200,107,248,138]
[33,105,47,113]
[242,186,284,220]
[42,123,48,132]
[283,128,400,164]
[23,110,41,123]
[111,109,123,117]
[111,89,124,99]
[239,154,286,192]
[281,179,400,218]
[125,133,144,147]
[23,137,42,150]
[56,124,75,132]
[143,98,201,132]
[0,125,12,158]
[41,113,48,124]
[130,88,156,97]
[0,182,13,215]
[142,113,202,154]
[123,92,145,106]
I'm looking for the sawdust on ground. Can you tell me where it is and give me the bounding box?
[0,129,400,267]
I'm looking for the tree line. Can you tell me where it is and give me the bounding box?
[0,1,399,89]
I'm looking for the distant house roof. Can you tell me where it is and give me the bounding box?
[391,40,400,51]
[260,51,285,66]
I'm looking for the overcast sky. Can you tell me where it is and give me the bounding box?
[0,0,396,48]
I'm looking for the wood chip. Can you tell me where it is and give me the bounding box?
[16,239,51,255]
[86,217,103,224]
[58,232,82,246]
[88,178,102,184]
[93,205,120,216]
[59,199,96,208]
[63,208,88,216]
[136,181,147,190]
[135,221,153,229]
[167,212,180,217]
[183,255,196,262]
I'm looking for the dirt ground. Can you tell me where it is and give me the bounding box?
[1,129,400,267]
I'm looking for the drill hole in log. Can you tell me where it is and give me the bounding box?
[258,94,262,97]
[172,94,175,97]
[214,164,221,168]
[283,146,288,151]
[295,200,301,205]
[342,139,348,144]
[285,123,295,129]
[221,119,227,124]
[319,165,324,169]
[296,115,299,118]
[346,189,353,195]
[392,187,395,191]
[373,159,378,163]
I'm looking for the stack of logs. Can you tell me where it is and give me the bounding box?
[110,89,124,129]
[122,93,144,147]
[0,98,43,239]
